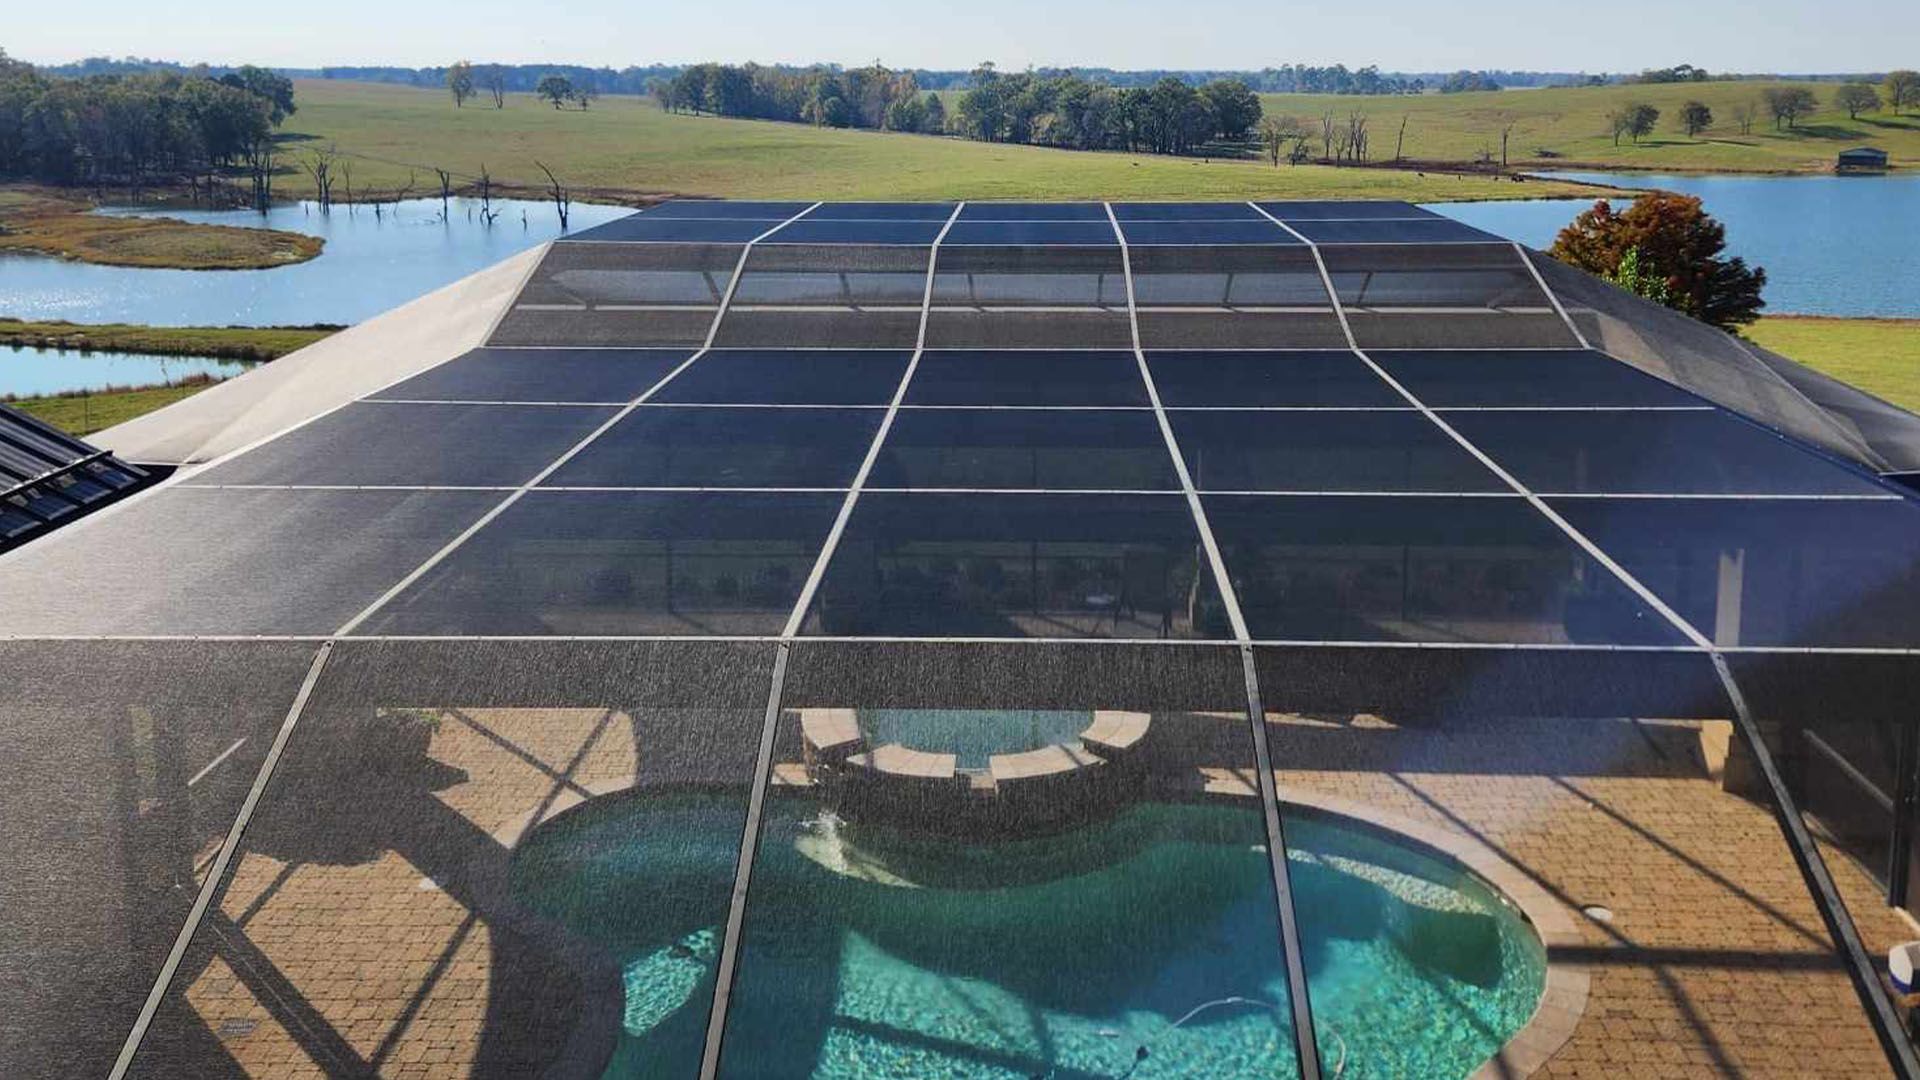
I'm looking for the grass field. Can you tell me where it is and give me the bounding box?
[0,187,323,270]
[270,79,1619,203]
[0,319,336,361]
[1744,317,1920,410]
[1254,81,1918,174]
[9,380,212,435]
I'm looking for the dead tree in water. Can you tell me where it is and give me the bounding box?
[242,136,277,211]
[302,145,338,210]
[338,158,355,212]
[476,165,498,225]
[536,161,571,230]
[434,167,454,218]
[375,171,417,220]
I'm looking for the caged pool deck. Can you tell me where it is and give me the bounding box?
[6,199,1920,1079]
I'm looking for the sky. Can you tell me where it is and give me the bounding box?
[8,0,1920,74]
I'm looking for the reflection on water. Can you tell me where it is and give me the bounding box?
[0,197,630,328]
[1429,172,1920,317]
[1,344,252,398]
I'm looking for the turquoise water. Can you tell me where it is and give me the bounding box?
[1427,171,1920,317]
[859,708,1091,769]
[0,344,253,398]
[0,197,630,328]
[510,795,1546,1079]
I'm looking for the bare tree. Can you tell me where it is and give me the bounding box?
[434,167,454,217]
[302,144,338,209]
[1320,112,1335,161]
[1394,115,1409,162]
[241,132,276,211]
[476,164,497,226]
[1499,118,1516,168]
[480,65,508,109]
[1732,99,1757,135]
[537,160,572,230]
[1343,111,1369,163]
[1258,117,1286,167]
[338,158,355,212]
[381,170,417,219]
[1258,115,1305,167]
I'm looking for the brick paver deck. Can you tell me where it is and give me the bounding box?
[1268,712,1911,1080]
[146,707,1913,1077]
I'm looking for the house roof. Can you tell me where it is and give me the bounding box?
[6,199,1919,1080]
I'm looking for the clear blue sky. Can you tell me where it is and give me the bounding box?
[9,0,1920,73]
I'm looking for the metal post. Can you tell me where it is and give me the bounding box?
[1890,721,1918,912]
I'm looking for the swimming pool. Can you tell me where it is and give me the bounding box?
[510,794,1545,1078]
[857,708,1091,770]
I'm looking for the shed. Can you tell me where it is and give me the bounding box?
[1838,146,1890,171]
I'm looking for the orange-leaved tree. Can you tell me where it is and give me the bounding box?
[1549,193,1766,330]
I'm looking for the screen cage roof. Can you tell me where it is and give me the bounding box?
[4,200,1918,1080]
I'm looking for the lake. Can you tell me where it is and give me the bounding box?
[1,178,1911,399]
[0,197,630,328]
[1,345,252,398]
[1428,172,1920,317]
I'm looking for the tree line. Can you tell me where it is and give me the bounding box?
[0,50,293,200]
[653,63,942,132]
[952,67,1262,153]
[650,61,1265,156]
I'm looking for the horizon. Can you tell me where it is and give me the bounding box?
[14,55,1910,80]
[7,0,1919,74]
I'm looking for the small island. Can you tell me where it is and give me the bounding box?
[0,187,322,270]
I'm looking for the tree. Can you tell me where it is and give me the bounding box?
[1200,79,1261,140]
[1606,109,1624,147]
[885,93,925,132]
[1762,86,1818,129]
[1679,100,1712,138]
[921,92,946,133]
[1731,99,1757,136]
[535,74,574,110]
[1622,103,1659,144]
[536,161,570,230]
[1607,246,1671,306]
[479,65,508,109]
[445,61,475,108]
[1550,193,1767,329]
[218,65,295,124]
[1886,71,1920,116]
[1258,115,1302,166]
[1439,71,1501,93]
[1834,82,1881,120]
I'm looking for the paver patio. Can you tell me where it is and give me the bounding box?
[138,706,1913,1078]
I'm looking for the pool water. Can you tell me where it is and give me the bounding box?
[510,795,1545,1079]
[858,708,1091,769]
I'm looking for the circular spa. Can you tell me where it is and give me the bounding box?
[509,792,1547,1079]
